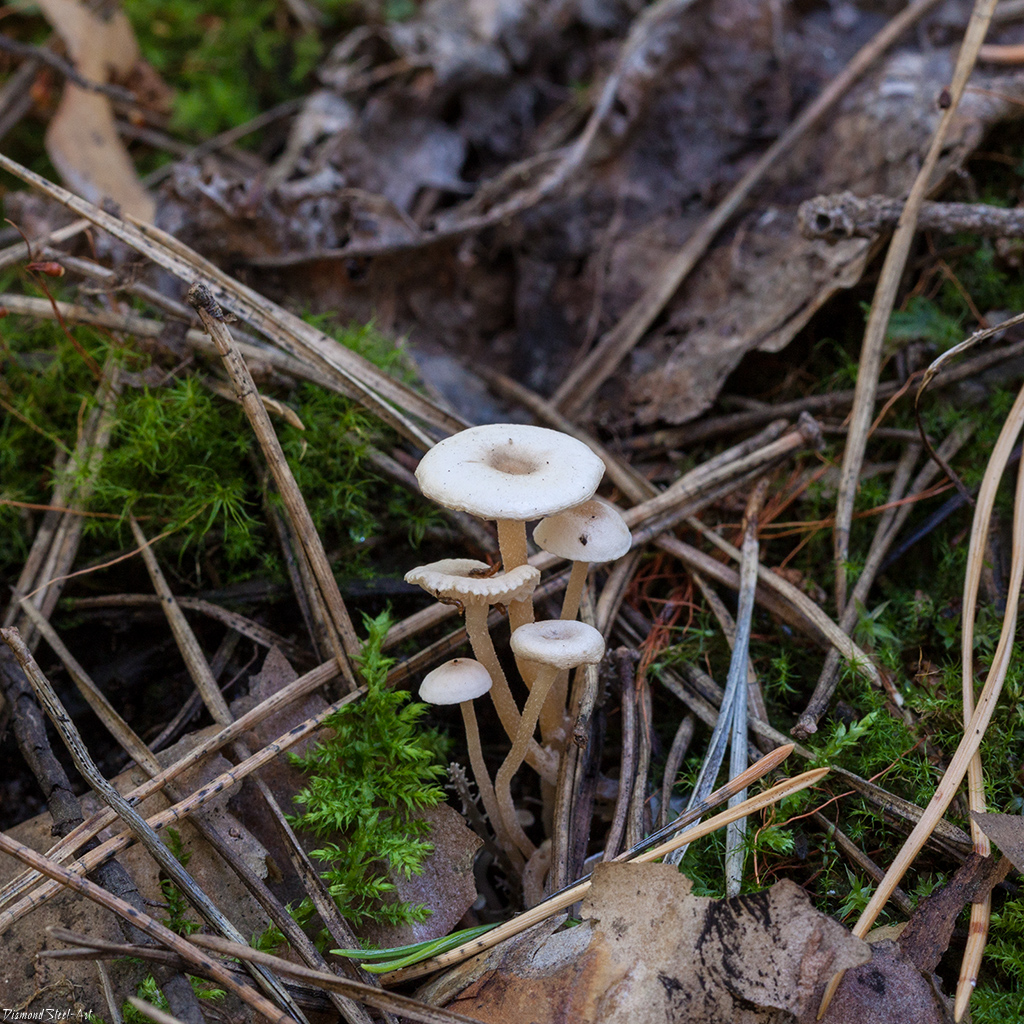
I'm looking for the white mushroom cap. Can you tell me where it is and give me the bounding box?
[509,620,606,669]
[405,559,540,604]
[416,424,606,521]
[419,658,493,704]
[533,499,632,564]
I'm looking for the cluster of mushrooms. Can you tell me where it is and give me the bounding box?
[407,424,631,879]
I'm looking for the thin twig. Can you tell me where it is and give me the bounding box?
[724,481,769,894]
[0,153,463,447]
[818,373,1024,1019]
[0,627,306,1022]
[0,829,296,1024]
[832,0,1000,615]
[629,333,1024,451]
[188,287,360,685]
[18,599,152,765]
[130,516,236,720]
[799,191,1024,240]
[626,675,653,851]
[189,935,491,1024]
[811,811,914,916]
[796,443,923,737]
[796,421,974,737]
[602,650,638,861]
[0,36,137,103]
[950,366,1024,1020]
[5,358,121,642]
[0,658,346,927]
[660,715,695,830]
[67,593,315,668]
[665,483,766,873]
[678,522,883,688]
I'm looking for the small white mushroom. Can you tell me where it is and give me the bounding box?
[496,620,605,859]
[533,498,632,623]
[405,558,557,784]
[532,499,630,742]
[419,659,512,856]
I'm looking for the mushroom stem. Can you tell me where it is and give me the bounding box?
[538,560,589,743]
[495,664,560,860]
[522,839,552,908]
[497,518,534,636]
[539,668,570,749]
[463,603,559,784]
[459,701,519,868]
[464,603,520,735]
[560,560,589,623]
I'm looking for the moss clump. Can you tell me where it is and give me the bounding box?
[125,0,334,138]
[0,294,428,587]
[288,610,448,928]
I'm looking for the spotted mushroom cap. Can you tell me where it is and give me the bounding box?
[415,424,606,521]
[533,498,631,564]
[419,658,493,704]
[509,619,606,669]
[405,558,540,605]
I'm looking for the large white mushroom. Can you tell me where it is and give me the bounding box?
[496,620,605,859]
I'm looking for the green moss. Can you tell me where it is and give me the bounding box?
[288,610,449,929]
[0,298,431,588]
[122,974,225,1024]
[124,0,339,138]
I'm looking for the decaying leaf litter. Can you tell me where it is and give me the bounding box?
[3,0,1024,1019]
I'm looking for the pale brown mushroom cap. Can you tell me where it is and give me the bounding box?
[419,658,493,704]
[415,424,606,521]
[405,559,540,605]
[533,498,632,564]
[509,620,605,669]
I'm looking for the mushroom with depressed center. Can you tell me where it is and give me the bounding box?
[415,424,606,635]
[496,619,606,859]
[404,558,558,785]
[418,658,513,859]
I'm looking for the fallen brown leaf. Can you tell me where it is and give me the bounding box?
[36,0,155,221]
[820,939,953,1024]
[425,862,871,1023]
[972,811,1024,873]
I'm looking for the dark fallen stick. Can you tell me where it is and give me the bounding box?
[799,190,1024,242]
[0,36,137,104]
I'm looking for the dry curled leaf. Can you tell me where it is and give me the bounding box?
[426,862,871,1023]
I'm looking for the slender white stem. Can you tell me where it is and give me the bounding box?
[538,560,589,744]
[497,518,534,632]
[560,561,589,622]
[460,701,517,866]
[464,602,558,783]
[495,665,559,859]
